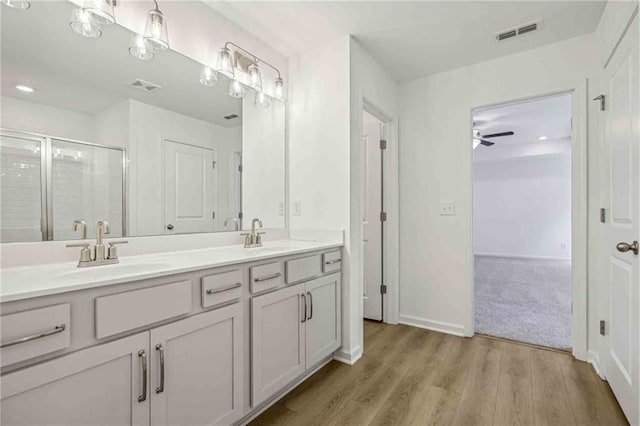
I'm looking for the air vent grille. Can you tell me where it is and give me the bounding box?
[223,114,239,120]
[129,79,162,92]
[496,20,542,42]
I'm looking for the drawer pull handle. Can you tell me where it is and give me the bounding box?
[325,259,341,265]
[138,349,147,403]
[254,272,282,282]
[206,282,242,295]
[155,344,165,394]
[0,324,66,348]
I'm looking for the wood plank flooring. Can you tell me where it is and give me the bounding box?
[250,321,628,426]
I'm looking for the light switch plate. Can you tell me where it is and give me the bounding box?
[293,200,302,216]
[440,201,455,216]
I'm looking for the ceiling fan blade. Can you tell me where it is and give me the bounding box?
[480,140,494,146]
[482,131,514,138]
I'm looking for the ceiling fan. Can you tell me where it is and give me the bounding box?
[472,129,514,148]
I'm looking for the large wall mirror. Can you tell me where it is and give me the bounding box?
[0,1,286,243]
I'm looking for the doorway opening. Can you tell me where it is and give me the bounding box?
[472,93,573,351]
[362,109,386,322]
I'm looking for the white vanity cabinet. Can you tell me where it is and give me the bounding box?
[251,272,341,406]
[1,332,150,426]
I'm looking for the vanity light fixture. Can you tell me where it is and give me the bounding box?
[15,84,34,93]
[70,7,102,38]
[217,47,235,78]
[254,91,270,109]
[82,0,116,25]
[129,33,155,60]
[274,77,284,99]
[1,0,30,9]
[143,0,169,50]
[199,65,218,86]
[228,79,245,99]
[248,63,262,90]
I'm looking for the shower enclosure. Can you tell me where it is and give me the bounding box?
[0,129,126,243]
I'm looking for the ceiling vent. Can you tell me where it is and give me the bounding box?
[129,79,162,93]
[495,20,542,42]
[223,114,239,120]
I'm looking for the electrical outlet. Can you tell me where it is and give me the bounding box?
[278,202,285,216]
[440,201,455,216]
[293,200,302,216]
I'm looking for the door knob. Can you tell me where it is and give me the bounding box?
[616,241,639,255]
[166,224,174,230]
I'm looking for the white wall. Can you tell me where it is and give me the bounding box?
[398,34,598,336]
[474,153,572,259]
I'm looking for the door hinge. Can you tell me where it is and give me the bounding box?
[239,212,243,219]
[593,94,605,111]
[380,212,387,222]
[212,161,217,169]
[212,211,216,219]
[238,165,243,173]
[600,208,606,223]
[380,284,387,294]
[600,320,606,336]
[380,139,387,150]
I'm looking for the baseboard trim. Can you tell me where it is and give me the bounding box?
[333,345,362,365]
[474,252,571,261]
[588,350,606,380]
[399,315,465,337]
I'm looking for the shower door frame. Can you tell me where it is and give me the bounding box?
[0,128,127,241]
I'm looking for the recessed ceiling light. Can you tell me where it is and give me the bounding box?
[15,84,34,93]
[538,136,547,140]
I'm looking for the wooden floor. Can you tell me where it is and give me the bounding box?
[250,321,628,426]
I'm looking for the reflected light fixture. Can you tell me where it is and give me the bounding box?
[248,63,262,90]
[274,77,284,99]
[1,0,30,9]
[228,80,245,99]
[82,0,116,25]
[129,33,155,60]
[143,0,169,50]
[199,65,218,86]
[254,91,270,109]
[15,84,34,93]
[217,47,234,78]
[538,135,548,140]
[70,7,102,38]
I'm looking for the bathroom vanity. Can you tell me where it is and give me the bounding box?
[0,240,342,425]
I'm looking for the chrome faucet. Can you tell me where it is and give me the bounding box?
[72,219,87,239]
[67,220,127,267]
[242,218,265,248]
[224,217,240,231]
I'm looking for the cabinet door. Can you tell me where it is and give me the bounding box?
[305,273,341,367]
[251,284,306,407]
[150,304,243,426]
[1,332,149,426]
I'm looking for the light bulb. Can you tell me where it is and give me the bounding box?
[248,63,262,90]
[143,8,169,50]
[129,33,155,60]
[217,47,234,78]
[82,0,115,25]
[274,77,284,99]
[228,80,244,99]
[199,65,218,86]
[70,7,102,38]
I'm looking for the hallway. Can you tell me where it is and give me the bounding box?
[251,321,626,425]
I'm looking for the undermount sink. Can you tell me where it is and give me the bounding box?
[54,262,170,280]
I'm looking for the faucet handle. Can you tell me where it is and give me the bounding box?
[66,243,90,248]
[66,243,92,263]
[107,240,127,260]
[108,240,128,246]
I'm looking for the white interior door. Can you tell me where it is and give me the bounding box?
[164,140,216,234]
[363,114,383,321]
[602,15,639,425]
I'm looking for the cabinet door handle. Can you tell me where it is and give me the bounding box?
[301,294,307,323]
[254,272,282,282]
[325,259,341,265]
[307,291,313,320]
[138,350,147,403]
[206,282,242,294]
[0,324,66,348]
[155,344,165,394]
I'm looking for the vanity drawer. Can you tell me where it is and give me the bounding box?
[250,262,284,293]
[1,304,71,367]
[285,255,321,284]
[322,251,342,273]
[95,280,192,339]
[201,269,242,308]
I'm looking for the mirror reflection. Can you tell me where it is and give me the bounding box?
[0,1,286,243]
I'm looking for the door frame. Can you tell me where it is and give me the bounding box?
[467,82,588,361]
[359,98,400,326]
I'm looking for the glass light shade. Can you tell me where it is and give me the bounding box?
[248,63,262,90]
[228,80,245,99]
[199,65,218,86]
[2,0,30,9]
[254,91,270,109]
[129,33,155,60]
[70,7,102,39]
[143,9,169,50]
[82,0,115,25]
[217,47,234,78]
[274,77,284,99]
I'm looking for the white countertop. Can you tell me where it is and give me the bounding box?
[0,239,342,303]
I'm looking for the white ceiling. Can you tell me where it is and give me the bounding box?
[208,1,605,82]
[1,1,242,127]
